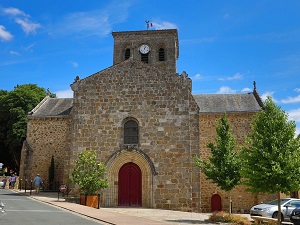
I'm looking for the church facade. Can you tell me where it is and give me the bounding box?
[19,29,275,212]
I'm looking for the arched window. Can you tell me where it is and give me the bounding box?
[125,48,130,60]
[124,120,139,145]
[158,48,165,61]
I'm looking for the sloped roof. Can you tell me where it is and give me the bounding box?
[28,92,261,118]
[29,97,73,117]
[193,93,262,113]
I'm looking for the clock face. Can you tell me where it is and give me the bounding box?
[139,44,150,54]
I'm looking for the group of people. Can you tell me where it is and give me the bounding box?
[1,173,17,189]
[1,174,43,194]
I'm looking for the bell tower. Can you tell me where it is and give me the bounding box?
[112,29,179,73]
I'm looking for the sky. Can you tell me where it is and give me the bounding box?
[1,0,300,136]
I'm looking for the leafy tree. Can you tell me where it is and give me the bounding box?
[0,84,55,172]
[195,113,241,213]
[72,150,108,195]
[240,96,300,225]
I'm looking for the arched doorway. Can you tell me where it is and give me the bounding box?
[118,162,142,206]
[211,194,222,212]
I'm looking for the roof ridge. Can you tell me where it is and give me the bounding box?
[28,96,50,115]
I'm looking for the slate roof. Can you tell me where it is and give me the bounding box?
[193,92,262,113]
[29,97,73,117]
[29,92,261,118]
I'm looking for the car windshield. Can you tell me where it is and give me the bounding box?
[267,199,291,205]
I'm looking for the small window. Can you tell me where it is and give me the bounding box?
[159,48,165,61]
[125,49,130,60]
[141,53,149,63]
[124,120,139,144]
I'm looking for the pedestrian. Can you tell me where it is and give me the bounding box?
[9,174,17,189]
[33,174,43,194]
[1,176,7,189]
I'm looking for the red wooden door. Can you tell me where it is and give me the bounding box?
[118,162,142,206]
[211,194,222,212]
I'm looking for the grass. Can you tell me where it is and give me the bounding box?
[208,211,252,225]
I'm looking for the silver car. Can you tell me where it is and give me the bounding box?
[250,198,300,221]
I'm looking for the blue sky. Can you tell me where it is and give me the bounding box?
[1,0,300,136]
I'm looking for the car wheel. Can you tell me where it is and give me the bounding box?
[272,212,283,221]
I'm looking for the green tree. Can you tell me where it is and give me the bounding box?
[0,84,55,171]
[240,96,300,225]
[195,113,241,213]
[72,150,108,195]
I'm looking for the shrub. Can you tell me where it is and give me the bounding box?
[72,150,108,195]
[208,211,251,225]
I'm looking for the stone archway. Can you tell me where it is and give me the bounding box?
[103,149,154,207]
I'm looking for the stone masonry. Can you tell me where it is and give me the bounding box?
[67,60,200,211]
[20,103,71,185]
[19,29,276,213]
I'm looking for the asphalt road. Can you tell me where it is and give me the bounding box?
[0,189,105,225]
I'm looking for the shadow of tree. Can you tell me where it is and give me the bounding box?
[165,219,213,224]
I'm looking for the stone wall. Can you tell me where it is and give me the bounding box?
[19,116,71,186]
[112,30,178,73]
[68,60,200,211]
[199,113,276,212]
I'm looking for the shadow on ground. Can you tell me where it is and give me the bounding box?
[165,219,211,224]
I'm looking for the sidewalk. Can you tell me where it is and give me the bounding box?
[13,190,245,225]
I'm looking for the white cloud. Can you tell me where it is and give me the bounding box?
[23,44,36,52]
[288,108,300,123]
[2,7,41,35]
[261,91,275,102]
[296,127,300,137]
[294,88,300,92]
[55,89,73,98]
[216,86,236,94]
[0,25,13,41]
[50,2,132,38]
[287,108,300,137]
[54,12,111,37]
[9,50,20,56]
[152,21,177,30]
[193,74,203,80]
[281,95,300,104]
[219,72,243,81]
[2,7,26,16]
[241,87,251,92]
[15,18,41,34]
[69,61,79,68]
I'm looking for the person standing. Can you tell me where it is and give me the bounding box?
[9,174,17,189]
[33,174,43,194]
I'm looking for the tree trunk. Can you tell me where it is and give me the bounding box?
[277,192,281,225]
[229,191,232,214]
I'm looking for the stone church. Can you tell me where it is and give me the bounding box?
[19,29,275,212]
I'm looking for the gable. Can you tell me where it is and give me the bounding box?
[70,60,187,92]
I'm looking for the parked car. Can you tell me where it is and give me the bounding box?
[250,198,300,221]
[290,207,300,225]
